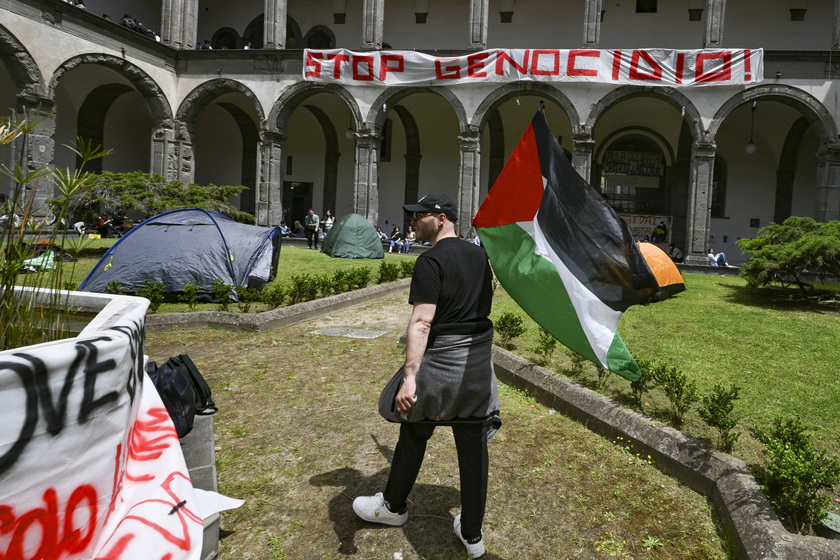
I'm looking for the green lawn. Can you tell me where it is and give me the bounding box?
[17,241,840,464]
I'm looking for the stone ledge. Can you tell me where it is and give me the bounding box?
[146,278,412,332]
[491,348,840,559]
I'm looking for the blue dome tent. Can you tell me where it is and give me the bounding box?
[79,208,281,301]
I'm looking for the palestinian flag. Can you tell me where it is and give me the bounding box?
[473,108,658,380]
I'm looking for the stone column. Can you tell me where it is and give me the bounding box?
[323,149,340,218]
[151,125,177,179]
[684,141,716,264]
[263,0,288,50]
[834,0,840,49]
[12,98,55,218]
[704,0,726,47]
[815,144,840,222]
[583,0,602,47]
[362,0,385,50]
[353,130,381,225]
[170,121,195,186]
[162,0,198,49]
[469,0,489,49]
[572,130,595,184]
[257,131,285,226]
[457,132,481,238]
[402,153,421,230]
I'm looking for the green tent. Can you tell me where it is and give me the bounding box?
[320,213,384,259]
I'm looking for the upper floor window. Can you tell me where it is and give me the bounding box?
[636,0,657,13]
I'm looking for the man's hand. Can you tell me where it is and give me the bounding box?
[395,375,417,415]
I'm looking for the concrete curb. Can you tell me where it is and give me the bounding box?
[491,348,840,559]
[149,281,840,558]
[146,278,412,332]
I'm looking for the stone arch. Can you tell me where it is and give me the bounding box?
[585,86,704,144]
[303,25,335,49]
[594,126,677,166]
[471,82,580,133]
[708,84,838,145]
[48,54,172,128]
[76,83,134,172]
[175,78,265,139]
[0,24,45,104]
[367,87,467,135]
[269,82,362,135]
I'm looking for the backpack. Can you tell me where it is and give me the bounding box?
[147,354,217,438]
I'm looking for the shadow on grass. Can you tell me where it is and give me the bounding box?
[309,434,510,559]
[719,282,840,314]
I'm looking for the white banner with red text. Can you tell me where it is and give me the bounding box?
[304,48,763,87]
[0,304,203,560]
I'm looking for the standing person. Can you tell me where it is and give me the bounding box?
[304,208,320,249]
[321,210,334,234]
[353,194,499,559]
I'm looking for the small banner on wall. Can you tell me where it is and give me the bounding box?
[304,48,763,87]
[621,214,673,245]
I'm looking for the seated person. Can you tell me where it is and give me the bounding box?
[707,247,731,267]
[668,243,684,263]
[279,221,291,237]
[375,226,388,241]
[388,226,404,253]
[291,220,306,238]
[403,225,416,253]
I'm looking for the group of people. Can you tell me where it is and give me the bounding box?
[379,225,416,253]
[119,14,161,42]
[61,0,87,9]
[664,242,735,268]
[278,209,337,250]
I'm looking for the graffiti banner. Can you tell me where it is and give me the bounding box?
[0,301,202,559]
[304,48,763,87]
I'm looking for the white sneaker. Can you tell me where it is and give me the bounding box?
[453,514,485,558]
[352,492,407,526]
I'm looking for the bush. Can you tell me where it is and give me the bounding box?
[288,274,318,304]
[699,384,742,452]
[400,260,415,278]
[136,281,166,314]
[377,261,401,284]
[104,280,124,295]
[565,349,587,379]
[348,267,371,290]
[651,363,699,426]
[750,416,840,534]
[314,273,334,298]
[261,283,286,309]
[630,357,657,410]
[494,312,526,350]
[531,326,558,365]
[212,278,233,311]
[179,281,200,310]
[237,287,261,313]
[737,217,840,291]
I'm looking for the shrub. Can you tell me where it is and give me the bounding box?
[651,363,699,426]
[62,281,78,292]
[288,274,318,303]
[261,283,286,309]
[699,384,742,452]
[212,278,233,311]
[494,312,526,350]
[347,267,371,290]
[531,326,558,365]
[331,269,350,294]
[179,281,200,310]
[377,261,401,284]
[630,357,657,410]
[400,260,415,278]
[595,364,609,391]
[237,287,261,313]
[737,217,840,292]
[314,273,334,298]
[104,280,124,295]
[565,349,587,379]
[750,416,840,534]
[136,281,166,314]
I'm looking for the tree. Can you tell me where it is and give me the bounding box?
[53,171,254,224]
[736,216,840,291]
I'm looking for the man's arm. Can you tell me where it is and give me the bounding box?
[395,302,436,415]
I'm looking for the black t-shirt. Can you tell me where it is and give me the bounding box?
[409,237,493,336]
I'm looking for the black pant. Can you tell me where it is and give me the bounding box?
[383,422,488,541]
[306,227,318,247]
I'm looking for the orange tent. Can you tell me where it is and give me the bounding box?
[637,242,686,302]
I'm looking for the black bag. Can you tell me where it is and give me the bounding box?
[147,354,217,438]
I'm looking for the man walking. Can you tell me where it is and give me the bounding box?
[305,208,320,249]
[352,194,499,558]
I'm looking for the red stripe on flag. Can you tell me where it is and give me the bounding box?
[744,49,751,81]
[473,125,544,227]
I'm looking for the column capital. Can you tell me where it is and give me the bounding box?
[816,142,840,162]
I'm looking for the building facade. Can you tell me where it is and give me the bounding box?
[2,0,840,263]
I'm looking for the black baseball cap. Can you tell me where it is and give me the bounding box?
[403,194,458,222]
